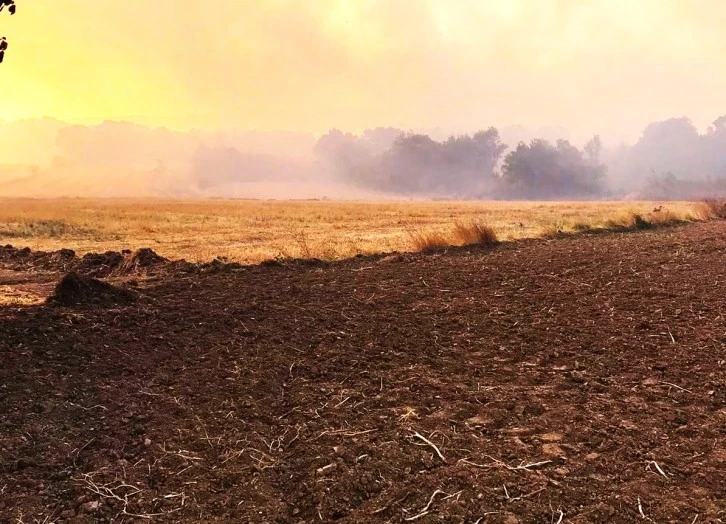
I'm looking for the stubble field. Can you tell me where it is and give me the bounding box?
[0,198,700,263]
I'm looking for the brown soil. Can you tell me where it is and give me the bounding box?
[0,222,724,523]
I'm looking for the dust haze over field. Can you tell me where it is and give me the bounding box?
[2,1,726,200]
[1,116,726,201]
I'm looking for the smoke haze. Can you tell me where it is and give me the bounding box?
[0,116,724,200]
[1,1,726,199]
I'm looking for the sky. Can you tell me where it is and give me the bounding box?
[2,0,726,141]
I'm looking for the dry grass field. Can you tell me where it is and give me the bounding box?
[0,198,708,263]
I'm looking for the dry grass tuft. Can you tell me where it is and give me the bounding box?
[604,211,640,229]
[647,208,684,225]
[571,222,593,232]
[408,229,452,252]
[453,220,499,247]
[604,211,659,229]
[409,220,499,253]
[542,222,566,237]
[695,199,726,219]
[291,230,313,259]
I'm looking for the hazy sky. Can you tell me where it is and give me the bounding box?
[3,0,726,140]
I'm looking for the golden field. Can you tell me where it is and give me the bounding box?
[0,198,706,263]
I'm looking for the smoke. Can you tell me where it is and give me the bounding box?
[4,2,726,200]
[0,115,725,200]
[0,119,387,199]
[604,117,726,199]
[7,1,726,137]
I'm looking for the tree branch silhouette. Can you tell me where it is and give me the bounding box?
[0,0,17,63]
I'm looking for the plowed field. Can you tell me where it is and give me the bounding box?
[1,222,724,523]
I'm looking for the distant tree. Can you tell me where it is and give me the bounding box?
[704,115,726,177]
[641,170,679,199]
[603,114,726,196]
[378,133,443,193]
[361,127,404,154]
[709,115,726,136]
[443,129,507,174]
[500,138,606,199]
[315,126,507,196]
[313,129,372,174]
[627,117,704,179]
[438,128,507,194]
[638,118,700,153]
[583,135,602,164]
[374,129,506,196]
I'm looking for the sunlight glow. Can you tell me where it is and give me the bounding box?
[0,0,724,136]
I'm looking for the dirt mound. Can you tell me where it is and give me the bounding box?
[1,245,253,278]
[50,248,75,260]
[78,250,125,276]
[77,249,171,277]
[0,245,31,260]
[167,259,200,274]
[1,245,175,277]
[47,272,136,306]
[0,246,123,277]
[115,248,168,275]
[1,245,79,273]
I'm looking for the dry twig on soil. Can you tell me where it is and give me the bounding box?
[660,381,692,393]
[74,473,183,519]
[459,456,553,472]
[403,489,445,521]
[647,460,669,479]
[410,431,447,462]
[371,492,411,515]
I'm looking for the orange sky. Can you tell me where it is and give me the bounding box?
[2,0,726,140]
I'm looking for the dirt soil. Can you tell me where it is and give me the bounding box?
[0,222,724,523]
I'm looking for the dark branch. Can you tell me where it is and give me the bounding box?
[0,1,17,63]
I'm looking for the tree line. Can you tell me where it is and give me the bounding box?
[315,115,726,199]
[314,127,606,199]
